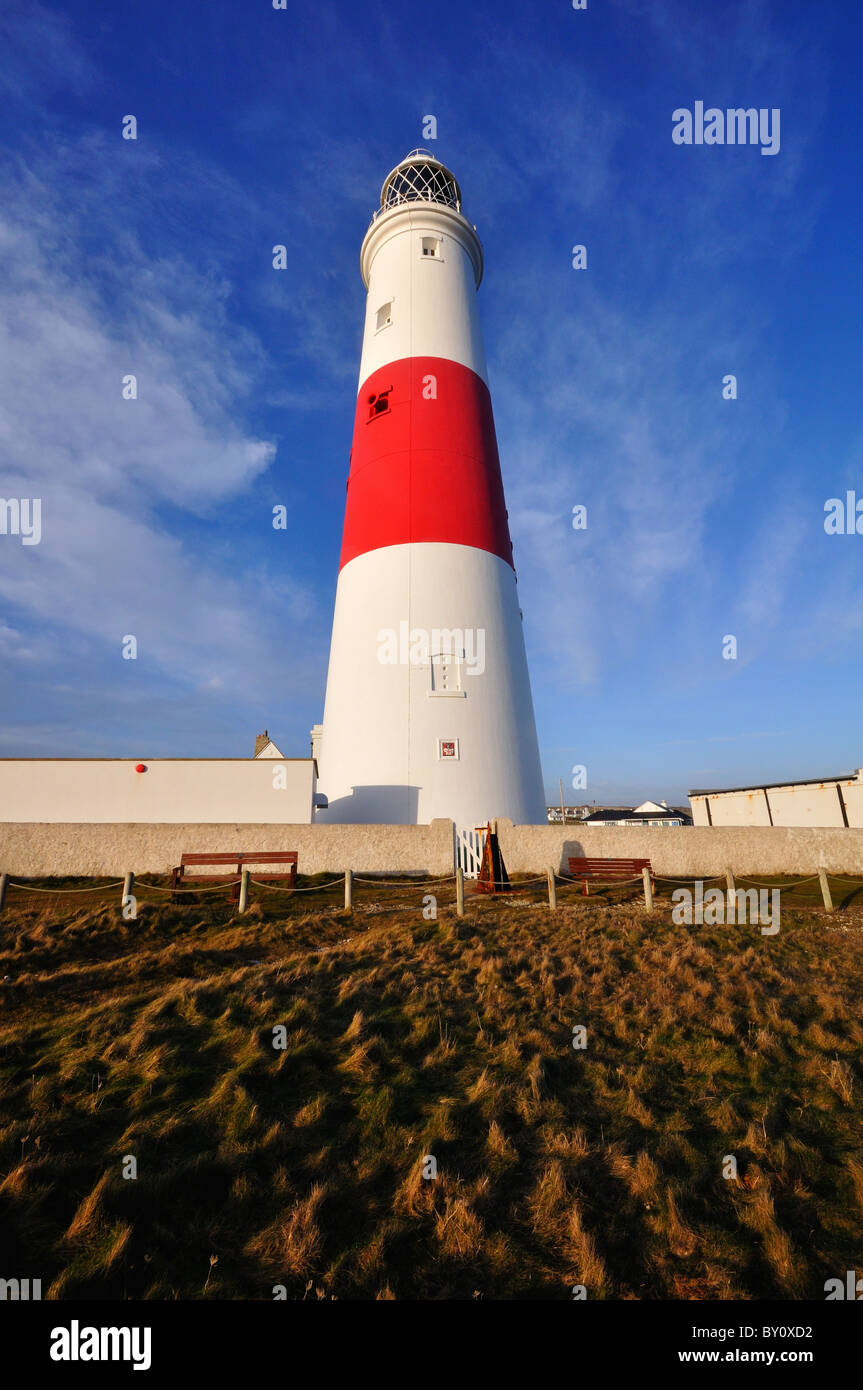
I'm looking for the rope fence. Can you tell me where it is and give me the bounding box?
[2,861,863,920]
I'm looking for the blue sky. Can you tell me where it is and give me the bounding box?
[0,0,860,806]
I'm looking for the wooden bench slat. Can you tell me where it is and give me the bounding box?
[179,852,297,865]
[568,858,651,872]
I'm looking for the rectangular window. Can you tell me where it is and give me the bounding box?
[367,387,392,421]
[438,738,459,760]
[421,237,441,258]
[429,649,466,697]
[376,301,393,331]
[431,652,458,691]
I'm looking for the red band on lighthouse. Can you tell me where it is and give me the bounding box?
[339,356,513,571]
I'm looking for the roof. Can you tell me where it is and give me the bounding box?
[582,808,690,823]
[689,773,858,796]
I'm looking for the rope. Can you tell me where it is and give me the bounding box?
[352,875,455,886]
[652,874,724,886]
[555,874,646,888]
[250,877,345,892]
[735,874,821,890]
[142,879,242,895]
[7,880,125,893]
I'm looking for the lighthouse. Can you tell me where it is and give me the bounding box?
[315,150,545,827]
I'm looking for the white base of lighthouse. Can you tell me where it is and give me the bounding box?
[315,542,545,826]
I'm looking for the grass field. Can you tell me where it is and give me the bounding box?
[1,876,861,1300]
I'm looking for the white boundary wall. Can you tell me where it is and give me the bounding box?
[2,819,863,878]
[0,759,317,825]
[495,821,863,876]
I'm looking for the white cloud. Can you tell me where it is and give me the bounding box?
[0,141,323,717]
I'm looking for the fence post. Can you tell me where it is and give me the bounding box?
[725,867,736,919]
[818,867,833,913]
[547,867,557,910]
[238,869,250,914]
[0,872,7,912]
[121,871,134,912]
[456,866,465,917]
[344,868,353,911]
[642,866,653,911]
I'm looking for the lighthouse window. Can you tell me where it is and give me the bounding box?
[376,301,393,331]
[421,237,441,259]
[367,387,391,420]
[431,652,458,691]
[429,650,466,696]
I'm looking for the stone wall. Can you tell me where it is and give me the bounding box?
[494,820,863,876]
[3,818,863,879]
[0,820,455,877]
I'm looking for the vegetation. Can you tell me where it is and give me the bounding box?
[0,877,861,1300]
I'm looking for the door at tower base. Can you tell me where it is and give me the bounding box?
[315,540,546,826]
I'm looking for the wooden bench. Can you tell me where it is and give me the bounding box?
[171,852,298,903]
[567,857,653,896]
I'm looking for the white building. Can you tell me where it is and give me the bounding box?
[315,150,546,827]
[581,800,691,827]
[689,771,863,828]
[0,735,320,824]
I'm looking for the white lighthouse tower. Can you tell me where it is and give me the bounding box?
[315,150,545,826]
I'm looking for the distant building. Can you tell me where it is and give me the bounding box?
[581,800,692,828]
[689,771,863,828]
[253,730,285,759]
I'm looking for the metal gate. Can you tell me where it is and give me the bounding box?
[454,825,485,879]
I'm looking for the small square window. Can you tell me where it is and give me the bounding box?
[366,387,392,421]
[376,301,393,331]
[421,237,441,258]
[438,738,459,760]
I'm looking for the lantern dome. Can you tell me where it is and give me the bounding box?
[378,150,462,215]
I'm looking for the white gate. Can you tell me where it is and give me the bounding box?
[454,825,484,879]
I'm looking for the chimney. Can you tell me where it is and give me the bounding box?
[254,730,269,757]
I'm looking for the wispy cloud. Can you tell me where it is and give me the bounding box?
[0,128,326,735]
